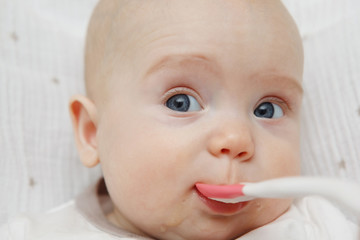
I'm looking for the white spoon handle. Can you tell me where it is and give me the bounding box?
[243,177,360,214]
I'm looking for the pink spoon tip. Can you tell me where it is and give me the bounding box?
[195,183,245,199]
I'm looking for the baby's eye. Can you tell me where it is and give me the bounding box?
[254,102,283,119]
[166,94,202,112]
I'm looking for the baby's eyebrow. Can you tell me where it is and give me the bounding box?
[251,73,304,96]
[143,54,222,78]
[143,54,303,96]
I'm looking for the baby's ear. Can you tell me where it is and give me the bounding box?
[69,95,99,168]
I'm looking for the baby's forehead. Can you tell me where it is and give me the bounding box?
[86,0,301,103]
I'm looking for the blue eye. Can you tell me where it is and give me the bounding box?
[166,94,202,112]
[254,102,283,119]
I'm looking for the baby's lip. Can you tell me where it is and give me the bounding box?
[195,183,245,199]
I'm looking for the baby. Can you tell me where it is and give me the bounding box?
[72,0,303,238]
[1,0,359,239]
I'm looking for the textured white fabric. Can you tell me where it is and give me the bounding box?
[283,0,360,182]
[0,201,125,240]
[240,197,359,240]
[1,0,360,226]
[0,0,102,224]
[0,196,358,240]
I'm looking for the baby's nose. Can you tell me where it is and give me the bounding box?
[207,120,254,161]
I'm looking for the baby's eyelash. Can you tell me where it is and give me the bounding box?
[162,87,203,105]
[256,96,291,112]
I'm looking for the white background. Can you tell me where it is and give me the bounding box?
[1,0,360,225]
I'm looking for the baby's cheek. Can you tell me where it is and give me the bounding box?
[257,136,300,176]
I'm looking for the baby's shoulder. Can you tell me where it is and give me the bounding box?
[0,201,116,240]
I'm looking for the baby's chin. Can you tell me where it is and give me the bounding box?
[145,198,294,240]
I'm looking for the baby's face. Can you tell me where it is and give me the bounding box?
[94,0,303,239]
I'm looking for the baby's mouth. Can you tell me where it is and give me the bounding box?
[194,183,250,215]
